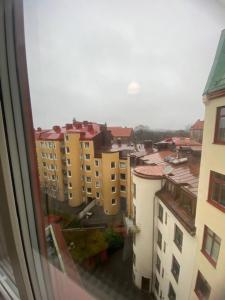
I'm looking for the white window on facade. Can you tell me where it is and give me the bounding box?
[96,192,100,199]
[67,170,72,177]
[96,181,100,188]
[111,161,116,168]
[67,158,71,165]
[86,176,91,182]
[85,165,91,171]
[112,198,117,205]
[95,160,99,166]
[95,171,99,177]
[69,192,73,199]
[66,146,70,154]
[65,134,69,141]
[85,153,90,160]
[112,186,116,193]
[68,182,72,189]
[49,153,53,160]
[84,142,89,148]
[119,162,126,168]
[52,175,56,181]
[111,174,116,181]
[87,187,92,194]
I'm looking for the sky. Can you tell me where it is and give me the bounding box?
[24,0,225,130]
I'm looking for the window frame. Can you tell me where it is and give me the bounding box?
[214,105,225,144]
[174,224,183,252]
[168,282,176,300]
[194,271,211,300]
[157,229,162,250]
[201,225,221,267]
[171,255,180,283]
[208,171,225,213]
[158,203,163,222]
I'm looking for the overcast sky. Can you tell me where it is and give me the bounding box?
[24,0,225,130]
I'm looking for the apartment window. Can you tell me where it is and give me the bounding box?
[80,142,83,148]
[67,170,72,177]
[87,188,92,194]
[171,255,180,283]
[53,153,57,159]
[119,162,126,168]
[95,171,99,177]
[154,276,159,295]
[202,226,221,266]
[96,181,100,188]
[86,176,91,182]
[96,192,100,199]
[52,175,56,181]
[84,142,89,148]
[85,165,91,171]
[68,182,72,189]
[156,255,161,273]
[158,203,163,222]
[157,229,162,250]
[133,183,136,198]
[82,186,85,192]
[66,146,70,154]
[42,162,46,167]
[120,185,126,192]
[162,268,164,278]
[41,152,45,158]
[69,192,73,199]
[120,173,126,180]
[51,164,55,170]
[65,134,69,141]
[48,142,52,148]
[111,174,116,181]
[163,241,166,253]
[44,172,47,177]
[111,162,116,168]
[85,154,90,160]
[112,199,117,205]
[168,283,176,300]
[112,186,116,193]
[66,158,71,165]
[208,171,225,211]
[214,106,225,143]
[174,225,183,251]
[195,271,211,300]
[95,160,99,166]
[49,153,53,159]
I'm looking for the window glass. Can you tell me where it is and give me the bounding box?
[215,106,225,143]
[174,225,183,251]
[195,271,211,299]
[202,226,221,265]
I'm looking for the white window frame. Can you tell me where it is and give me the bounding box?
[112,199,117,205]
[67,170,72,177]
[112,186,116,193]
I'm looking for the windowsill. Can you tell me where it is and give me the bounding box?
[201,249,217,268]
[207,199,225,214]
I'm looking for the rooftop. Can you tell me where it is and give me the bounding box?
[204,29,225,98]
[155,137,201,147]
[190,119,204,130]
[107,127,133,138]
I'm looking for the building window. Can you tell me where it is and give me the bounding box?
[85,154,90,160]
[154,276,159,295]
[96,181,100,188]
[174,225,183,252]
[82,186,85,192]
[87,187,92,194]
[95,160,99,166]
[165,212,168,225]
[112,186,116,193]
[52,175,56,181]
[85,165,91,171]
[156,255,161,274]
[157,229,162,250]
[111,162,116,168]
[208,171,225,211]
[66,158,71,165]
[95,171,99,177]
[44,172,47,177]
[42,162,46,167]
[67,170,72,177]
[68,182,72,189]
[96,192,100,199]
[120,185,126,192]
[69,192,73,199]
[65,134,69,141]
[168,283,176,300]
[119,162,126,168]
[111,174,116,181]
[171,255,180,283]
[86,176,91,182]
[53,153,57,159]
[214,106,225,143]
[163,241,166,253]
[195,271,211,300]
[112,198,117,205]
[66,146,70,154]
[49,153,53,159]
[158,203,163,222]
[84,142,89,148]
[133,183,136,198]
[162,268,164,278]
[120,173,126,180]
[202,226,221,266]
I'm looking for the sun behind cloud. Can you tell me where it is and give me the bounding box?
[127,81,141,95]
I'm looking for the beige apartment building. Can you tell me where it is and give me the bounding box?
[191,30,225,300]
[35,121,132,216]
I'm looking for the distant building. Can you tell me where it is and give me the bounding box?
[35,121,132,216]
[190,119,204,142]
[107,126,134,143]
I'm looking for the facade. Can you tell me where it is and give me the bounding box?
[35,121,132,216]
[132,148,200,299]
[190,120,204,143]
[191,29,225,300]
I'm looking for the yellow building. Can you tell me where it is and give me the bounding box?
[35,122,132,216]
[192,29,225,300]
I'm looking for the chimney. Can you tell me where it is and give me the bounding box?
[144,140,153,154]
[65,123,73,130]
[37,127,42,131]
[53,125,61,132]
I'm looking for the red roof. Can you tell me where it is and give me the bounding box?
[190,119,204,130]
[159,137,201,146]
[108,126,133,138]
[35,122,103,141]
